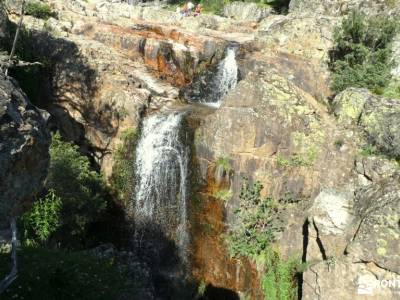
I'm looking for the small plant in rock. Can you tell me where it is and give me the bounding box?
[213,189,233,202]
[215,155,232,173]
[21,190,62,244]
[261,249,300,300]
[360,144,378,156]
[226,179,282,258]
[334,138,345,150]
[25,1,55,20]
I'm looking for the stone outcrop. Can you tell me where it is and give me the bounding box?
[333,88,400,159]
[289,0,400,17]
[0,75,50,222]
[223,1,272,22]
[0,2,9,46]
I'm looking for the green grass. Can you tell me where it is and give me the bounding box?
[276,152,316,168]
[0,247,135,300]
[261,249,300,300]
[215,156,232,173]
[213,189,233,202]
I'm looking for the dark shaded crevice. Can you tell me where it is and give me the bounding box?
[312,219,327,261]
[198,284,240,300]
[298,218,310,299]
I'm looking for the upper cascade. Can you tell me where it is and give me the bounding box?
[211,47,238,106]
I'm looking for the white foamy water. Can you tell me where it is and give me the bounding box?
[214,47,238,102]
[134,112,189,260]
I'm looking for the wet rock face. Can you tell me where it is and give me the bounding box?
[0,76,50,221]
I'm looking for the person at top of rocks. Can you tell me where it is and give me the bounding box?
[194,3,202,17]
[177,1,195,17]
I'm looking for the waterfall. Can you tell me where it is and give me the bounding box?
[211,47,238,105]
[183,46,238,106]
[133,112,189,262]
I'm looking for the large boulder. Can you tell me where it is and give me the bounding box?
[223,1,272,22]
[0,75,50,221]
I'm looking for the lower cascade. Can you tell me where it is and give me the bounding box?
[133,112,189,262]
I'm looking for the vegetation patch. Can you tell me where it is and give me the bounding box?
[276,152,316,168]
[25,1,55,20]
[330,11,399,94]
[0,247,135,300]
[110,128,138,205]
[20,133,109,247]
[213,189,233,202]
[215,155,232,173]
[225,179,303,300]
[21,190,61,245]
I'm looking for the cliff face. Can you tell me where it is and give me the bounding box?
[4,0,400,299]
[0,75,50,222]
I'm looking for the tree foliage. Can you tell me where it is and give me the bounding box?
[330,11,398,93]
[21,190,61,243]
[46,132,106,240]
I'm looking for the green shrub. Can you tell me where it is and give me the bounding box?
[110,129,138,204]
[25,1,55,20]
[47,132,106,240]
[261,249,300,300]
[225,178,302,299]
[330,11,399,93]
[215,155,232,173]
[213,189,233,202]
[22,190,61,244]
[226,179,280,258]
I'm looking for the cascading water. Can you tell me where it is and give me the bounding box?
[211,47,238,105]
[131,46,238,271]
[183,46,238,106]
[133,112,189,262]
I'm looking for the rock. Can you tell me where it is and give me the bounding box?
[391,34,400,79]
[257,15,336,100]
[223,1,272,22]
[303,258,400,300]
[355,156,399,183]
[289,0,400,17]
[333,88,400,159]
[307,189,355,259]
[348,174,400,274]
[0,75,50,222]
[0,2,9,46]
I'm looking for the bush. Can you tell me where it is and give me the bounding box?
[261,249,300,300]
[25,1,55,20]
[46,132,106,241]
[330,11,399,93]
[225,179,301,300]
[226,179,281,258]
[22,190,61,244]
